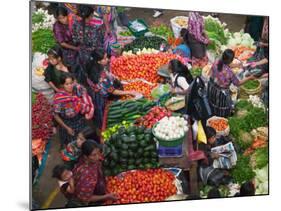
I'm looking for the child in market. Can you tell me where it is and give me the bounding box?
[44,46,70,92]
[61,126,97,169]
[52,164,75,206]
[198,126,230,167]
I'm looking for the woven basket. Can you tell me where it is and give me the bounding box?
[240,80,262,96]
[207,116,230,137]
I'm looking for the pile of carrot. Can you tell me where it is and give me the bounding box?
[233,46,255,61]
[243,136,267,156]
[209,119,228,131]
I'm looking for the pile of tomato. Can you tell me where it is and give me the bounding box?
[106,169,177,204]
[135,106,172,128]
[111,53,185,83]
[122,81,158,100]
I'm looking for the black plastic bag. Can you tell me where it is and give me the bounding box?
[186,76,212,120]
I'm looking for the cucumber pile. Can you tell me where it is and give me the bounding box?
[103,125,159,176]
[123,36,167,52]
[107,98,156,128]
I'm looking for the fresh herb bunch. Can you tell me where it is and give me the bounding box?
[230,155,256,184]
[32,28,56,54]
[253,147,269,169]
[32,12,45,24]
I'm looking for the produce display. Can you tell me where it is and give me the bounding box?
[167,37,182,48]
[208,118,229,132]
[106,169,177,204]
[254,165,268,194]
[150,24,174,40]
[242,80,260,90]
[230,155,256,184]
[106,99,156,128]
[173,17,189,28]
[226,32,255,49]
[232,45,255,61]
[123,36,167,52]
[32,93,53,140]
[151,84,171,99]
[248,95,265,109]
[228,100,267,150]
[250,147,268,170]
[103,126,158,176]
[244,136,268,156]
[119,30,133,37]
[102,121,132,141]
[122,47,159,56]
[204,15,230,55]
[111,53,185,83]
[32,8,55,32]
[135,106,172,128]
[32,28,56,54]
[123,81,157,100]
[153,116,188,141]
[190,67,202,77]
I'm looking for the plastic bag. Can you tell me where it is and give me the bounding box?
[197,120,207,144]
[192,120,198,141]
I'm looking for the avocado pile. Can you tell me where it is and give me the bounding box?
[103,125,159,176]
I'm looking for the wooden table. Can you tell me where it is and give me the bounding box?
[158,121,199,195]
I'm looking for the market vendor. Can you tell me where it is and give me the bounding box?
[72,5,105,67]
[44,46,70,92]
[53,73,93,148]
[53,6,79,67]
[172,28,191,59]
[187,12,209,59]
[86,49,141,129]
[198,126,230,166]
[168,59,193,95]
[207,49,255,117]
[72,140,118,206]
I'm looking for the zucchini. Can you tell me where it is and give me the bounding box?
[143,151,150,158]
[120,150,129,158]
[139,140,148,147]
[128,150,134,158]
[129,142,138,150]
[144,145,155,151]
[128,159,135,165]
[121,143,129,150]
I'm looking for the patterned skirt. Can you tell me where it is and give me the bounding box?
[59,114,87,146]
[207,79,233,118]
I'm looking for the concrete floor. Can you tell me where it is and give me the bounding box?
[32,6,248,209]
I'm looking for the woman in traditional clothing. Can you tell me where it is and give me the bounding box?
[85,49,140,129]
[71,140,118,206]
[53,73,94,147]
[207,49,255,117]
[53,6,79,66]
[72,5,105,67]
[187,12,209,60]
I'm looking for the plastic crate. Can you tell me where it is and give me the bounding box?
[158,143,183,158]
[128,19,149,37]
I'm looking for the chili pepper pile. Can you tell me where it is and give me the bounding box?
[106,169,177,204]
[32,92,53,140]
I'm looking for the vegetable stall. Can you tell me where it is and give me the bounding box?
[31,7,269,206]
